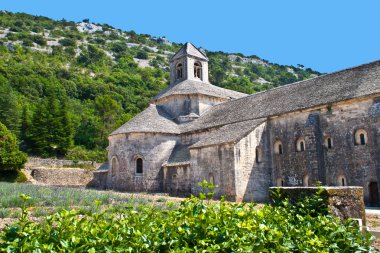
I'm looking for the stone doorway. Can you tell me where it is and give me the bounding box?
[369,182,380,207]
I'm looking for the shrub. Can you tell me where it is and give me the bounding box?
[0,184,374,252]
[135,50,148,59]
[0,170,27,182]
[0,122,27,170]
[59,37,76,47]
[30,35,46,46]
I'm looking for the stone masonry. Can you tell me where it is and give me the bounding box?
[97,43,380,205]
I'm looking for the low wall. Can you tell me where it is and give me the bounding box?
[269,186,366,225]
[26,157,96,168]
[88,171,108,189]
[25,168,94,187]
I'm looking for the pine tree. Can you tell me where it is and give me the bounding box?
[0,78,21,134]
[29,99,50,157]
[20,105,32,153]
[29,94,74,157]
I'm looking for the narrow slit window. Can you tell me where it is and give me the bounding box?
[296,138,306,152]
[300,141,305,152]
[255,147,261,163]
[327,138,332,149]
[274,141,283,155]
[354,129,367,146]
[136,158,143,174]
[360,134,366,145]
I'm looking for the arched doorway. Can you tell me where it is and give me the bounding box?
[369,182,379,206]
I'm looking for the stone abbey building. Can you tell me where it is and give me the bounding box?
[101,43,380,205]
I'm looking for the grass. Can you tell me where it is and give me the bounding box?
[0,182,174,218]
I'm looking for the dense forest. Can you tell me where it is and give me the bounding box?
[0,11,321,162]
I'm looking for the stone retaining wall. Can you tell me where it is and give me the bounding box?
[26,157,95,168]
[25,168,94,187]
[269,186,366,225]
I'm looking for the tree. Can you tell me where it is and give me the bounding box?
[0,121,27,170]
[0,78,21,134]
[29,94,74,157]
[95,95,122,147]
[19,105,32,153]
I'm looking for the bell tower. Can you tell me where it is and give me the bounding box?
[169,43,209,85]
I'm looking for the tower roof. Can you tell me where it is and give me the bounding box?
[151,79,246,102]
[171,42,208,61]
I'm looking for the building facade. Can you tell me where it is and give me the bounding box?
[103,43,380,205]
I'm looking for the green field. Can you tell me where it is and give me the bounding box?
[0,182,170,219]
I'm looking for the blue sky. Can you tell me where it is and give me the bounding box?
[1,0,380,73]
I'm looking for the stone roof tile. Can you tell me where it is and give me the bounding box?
[152,79,247,101]
[185,60,380,132]
[190,119,266,148]
[171,42,208,61]
[110,105,180,136]
[163,143,191,166]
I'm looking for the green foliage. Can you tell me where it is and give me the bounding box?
[0,79,21,133]
[0,187,374,252]
[58,37,77,47]
[0,182,152,209]
[0,170,27,182]
[135,50,149,59]
[66,146,107,163]
[0,11,321,163]
[0,122,27,170]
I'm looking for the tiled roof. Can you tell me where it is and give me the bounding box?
[110,105,180,136]
[171,42,208,61]
[184,60,380,132]
[190,119,266,148]
[152,79,246,101]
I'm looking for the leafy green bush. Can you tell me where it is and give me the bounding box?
[0,183,374,252]
[58,37,76,47]
[135,50,148,59]
[0,122,27,170]
[0,170,27,182]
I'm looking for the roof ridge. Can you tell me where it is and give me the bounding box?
[207,59,380,108]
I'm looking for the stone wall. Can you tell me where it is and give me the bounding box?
[190,143,236,200]
[268,96,380,205]
[25,168,94,186]
[234,122,271,202]
[269,186,366,225]
[163,165,191,197]
[107,133,179,192]
[26,157,95,168]
[89,171,108,189]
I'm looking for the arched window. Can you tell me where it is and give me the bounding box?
[136,158,143,174]
[324,137,333,149]
[111,157,118,178]
[194,62,202,79]
[303,175,309,187]
[176,63,183,79]
[274,141,283,155]
[277,178,284,187]
[337,176,347,186]
[296,138,305,152]
[255,147,262,163]
[354,129,367,145]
